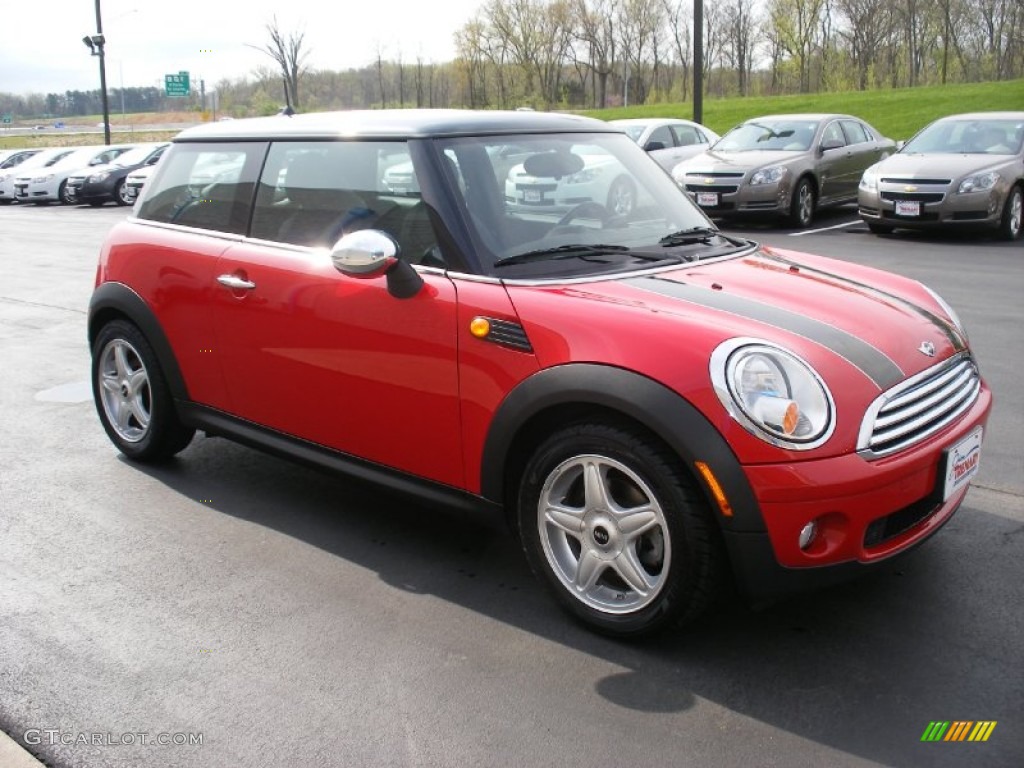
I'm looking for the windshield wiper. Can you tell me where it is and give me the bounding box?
[658,227,721,246]
[495,243,632,267]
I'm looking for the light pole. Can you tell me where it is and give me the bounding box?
[82,0,111,145]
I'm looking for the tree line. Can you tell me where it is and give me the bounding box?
[3,0,1021,119]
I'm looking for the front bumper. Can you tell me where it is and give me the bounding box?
[725,384,991,598]
[683,177,792,218]
[858,184,1004,230]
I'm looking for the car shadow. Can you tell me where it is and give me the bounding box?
[129,436,1023,767]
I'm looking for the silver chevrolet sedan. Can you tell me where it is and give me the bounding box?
[858,111,1024,240]
[672,113,895,228]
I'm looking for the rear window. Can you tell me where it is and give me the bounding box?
[136,142,265,234]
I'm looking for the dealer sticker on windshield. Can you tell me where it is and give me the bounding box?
[943,426,983,501]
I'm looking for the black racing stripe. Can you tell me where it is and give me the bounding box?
[757,250,966,351]
[626,275,905,389]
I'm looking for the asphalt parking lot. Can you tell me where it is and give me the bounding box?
[1,202,1021,768]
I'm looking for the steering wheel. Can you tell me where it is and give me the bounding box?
[555,201,609,228]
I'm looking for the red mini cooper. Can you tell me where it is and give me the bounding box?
[90,110,992,636]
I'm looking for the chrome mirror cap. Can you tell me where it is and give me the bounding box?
[331,230,398,278]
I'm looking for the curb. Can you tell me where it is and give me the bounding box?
[0,730,46,768]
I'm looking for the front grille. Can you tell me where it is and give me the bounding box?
[952,211,989,221]
[686,184,740,194]
[880,178,951,185]
[858,354,980,458]
[685,172,744,179]
[881,212,940,222]
[863,496,938,548]
[881,191,945,203]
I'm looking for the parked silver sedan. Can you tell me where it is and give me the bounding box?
[672,114,895,227]
[610,118,720,173]
[858,111,1023,240]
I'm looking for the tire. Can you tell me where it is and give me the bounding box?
[92,320,195,462]
[606,177,636,217]
[867,221,894,235]
[517,422,723,637]
[787,177,816,228]
[58,180,72,205]
[114,179,132,206]
[998,185,1022,241]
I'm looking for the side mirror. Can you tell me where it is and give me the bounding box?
[643,140,666,152]
[331,230,423,299]
[896,140,906,151]
[820,138,844,153]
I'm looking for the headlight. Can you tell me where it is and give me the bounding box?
[749,166,787,186]
[957,171,998,194]
[859,169,877,191]
[564,167,602,184]
[33,174,54,183]
[710,339,835,449]
[920,284,968,342]
[89,171,111,182]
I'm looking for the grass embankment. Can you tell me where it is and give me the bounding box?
[581,79,1024,140]
[2,81,1021,150]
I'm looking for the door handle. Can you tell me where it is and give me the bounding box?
[217,275,256,290]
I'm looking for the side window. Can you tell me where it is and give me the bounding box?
[841,120,870,145]
[646,125,674,149]
[136,142,264,234]
[250,141,440,264]
[822,122,847,146]
[671,125,702,147]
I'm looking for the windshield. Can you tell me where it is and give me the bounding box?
[716,120,819,152]
[113,145,159,167]
[903,119,1024,155]
[433,132,739,278]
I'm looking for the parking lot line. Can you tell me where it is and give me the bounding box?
[789,220,860,236]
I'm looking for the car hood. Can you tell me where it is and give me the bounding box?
[678,150,805,174]
[872,152,1014,178]
[509,245,966,395]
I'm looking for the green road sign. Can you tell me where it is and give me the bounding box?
[2,115,11,124]
[165,71,191,97]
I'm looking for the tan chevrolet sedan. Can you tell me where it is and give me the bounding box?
[858,112,1024,240]
[672,114,895,228]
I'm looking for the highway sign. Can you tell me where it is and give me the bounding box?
[165,71,191,97]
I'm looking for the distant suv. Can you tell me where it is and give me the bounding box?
[90,110,991,636]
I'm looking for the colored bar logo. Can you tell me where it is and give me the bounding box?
[921,721,997,742]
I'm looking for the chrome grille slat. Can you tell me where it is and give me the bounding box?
[874,366,974,428]
[870,379,977,447]
[859,355,980,458]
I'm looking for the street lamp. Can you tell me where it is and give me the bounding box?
[83,0,111,145]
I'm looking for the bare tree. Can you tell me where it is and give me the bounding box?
[251,16,309,111]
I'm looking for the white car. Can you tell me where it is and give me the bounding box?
[123,164,156,203]
[610,118,721,173]
[0,149,43,203]
[504,142,644,217]
[0,147,78,203]
[14,145,134,204]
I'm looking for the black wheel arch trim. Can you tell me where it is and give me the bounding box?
[88,282,190,402]
[479,363,765,533]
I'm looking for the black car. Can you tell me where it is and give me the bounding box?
[67,143,168,206]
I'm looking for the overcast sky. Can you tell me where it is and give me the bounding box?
[0,0,486,95]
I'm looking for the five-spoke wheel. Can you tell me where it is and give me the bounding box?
[92,320,194,461]
[518,422,722,636]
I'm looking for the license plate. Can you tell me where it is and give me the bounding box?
[943,426,983,501]
[895,200,920,216]
[524,189,541,203]
[697,192,718,207]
